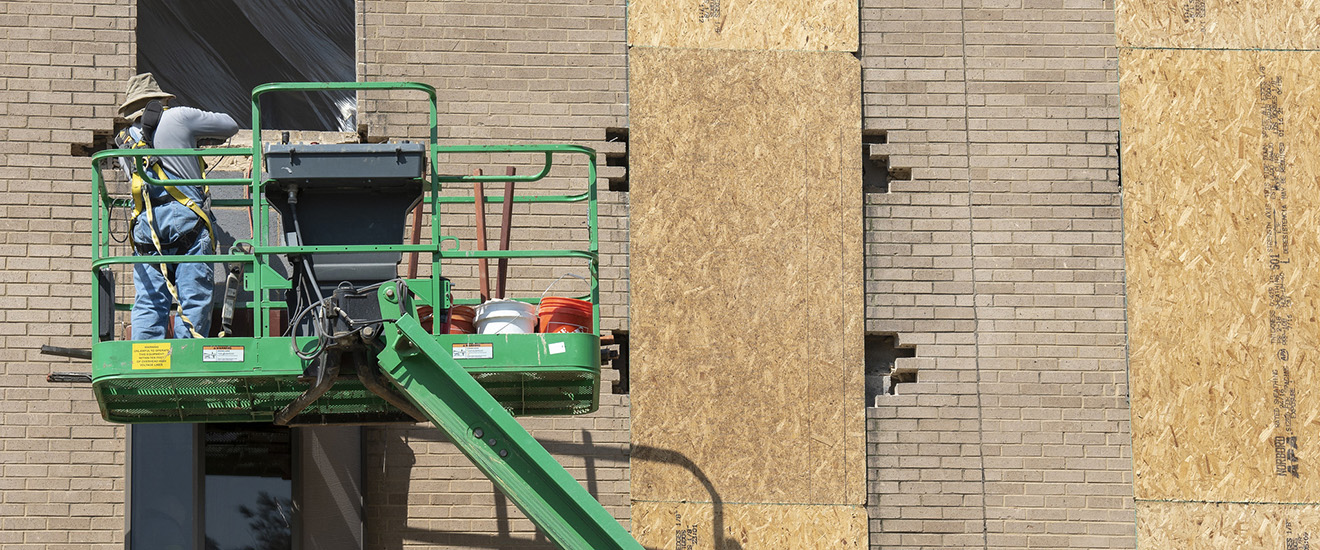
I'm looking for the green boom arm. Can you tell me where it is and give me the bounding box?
[375,307,642,550]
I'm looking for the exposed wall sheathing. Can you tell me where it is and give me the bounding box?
[1123,48,1320,503]
[627,0,857,51]
[630,46,863,505]
[627,0,865,544]
[1137,501,1320,547]
[1120,2,1320,546]
[1117,1,1320,49]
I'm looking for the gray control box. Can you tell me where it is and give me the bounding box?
[265,142,426,181]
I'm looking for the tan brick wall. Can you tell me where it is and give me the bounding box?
[862,1,1133,548]
[0,0,134,547]
[357,0,631,331]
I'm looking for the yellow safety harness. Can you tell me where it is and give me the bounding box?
[117,112,215,338]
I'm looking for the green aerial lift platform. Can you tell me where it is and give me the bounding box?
[87,82,642,550]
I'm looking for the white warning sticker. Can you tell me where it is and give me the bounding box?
[548,342,567,355]
[452,343,494,360]
[202,346,245,363]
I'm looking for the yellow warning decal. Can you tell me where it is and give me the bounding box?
[132,342,172,370]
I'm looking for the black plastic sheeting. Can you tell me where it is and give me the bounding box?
[137,0,355,131]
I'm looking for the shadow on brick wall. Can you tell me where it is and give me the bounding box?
[370,432,741,549]
[374,429,641,549]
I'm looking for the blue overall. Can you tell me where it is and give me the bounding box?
[131,198,213,340]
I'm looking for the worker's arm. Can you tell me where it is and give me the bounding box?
[153,107,241,182]
[162,106,240,143]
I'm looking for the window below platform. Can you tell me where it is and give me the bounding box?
[126,424,363,550]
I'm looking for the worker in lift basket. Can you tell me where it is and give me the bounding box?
[114,73,239,340]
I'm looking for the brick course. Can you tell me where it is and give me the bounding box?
[863,0,1132,548]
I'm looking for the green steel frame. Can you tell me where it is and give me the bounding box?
[87,82,640,549]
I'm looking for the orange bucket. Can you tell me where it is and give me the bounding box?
[418,305,476,334]
[447,305,477,334]
[537,297,593,333]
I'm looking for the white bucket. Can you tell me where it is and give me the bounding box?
[473,299,538,334]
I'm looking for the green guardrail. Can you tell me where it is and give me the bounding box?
[90,81,602,340]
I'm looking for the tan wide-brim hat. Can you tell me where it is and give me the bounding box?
[118,72,175,120]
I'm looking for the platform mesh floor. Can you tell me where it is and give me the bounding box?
[96,369,598,423]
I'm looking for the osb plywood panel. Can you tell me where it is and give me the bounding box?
[632,501,867,549]
[1116,0,1320,49]
[1137,501,1320,549]
[627,0,858,52]
[629,47,864,506]
[1122,48,1320,504]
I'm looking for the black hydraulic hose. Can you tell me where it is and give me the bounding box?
[285,187,331,360]
[286,188,325,305]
